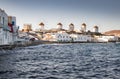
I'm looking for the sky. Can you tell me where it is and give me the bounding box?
[0,0,120,32]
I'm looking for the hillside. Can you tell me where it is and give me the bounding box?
[104,30,120,37]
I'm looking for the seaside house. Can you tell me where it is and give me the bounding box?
[70,34,91,42]
[53,31,72,42]
[96,35,118,42]
[42,31,72,42]
[42,30,92,42]
[0,8,18,45]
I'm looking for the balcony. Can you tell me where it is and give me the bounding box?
[3,25,11,31]
[0,23,3,28]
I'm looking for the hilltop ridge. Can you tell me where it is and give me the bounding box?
[104,30,120,37]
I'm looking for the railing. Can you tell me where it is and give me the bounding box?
[3,25,11,31]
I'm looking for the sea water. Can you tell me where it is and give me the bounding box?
[0,43,120,79]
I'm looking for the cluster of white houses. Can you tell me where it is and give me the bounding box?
[0,8,118,45]
[42,32,92,42]
[34,22,118,42]
[21,22,119,43]
[0,8,18,45]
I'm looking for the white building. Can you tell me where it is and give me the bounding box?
[42,31,92,42]
[43,31,72,42]
[8,16,18,43]
[70,34,91,42]
[96,35,118,42]
[53,32,71,42]
[0,8,18,45]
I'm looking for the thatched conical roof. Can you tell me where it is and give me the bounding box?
[82,23,86,26]
[39,22,44,26]
[69,23,74,26]
[57,23,62,26]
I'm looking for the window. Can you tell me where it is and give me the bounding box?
[5,31,7,39]
[0,16,1,23]
[0,29,1,33]
[3,17,4,25]
[58,35,62,38]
